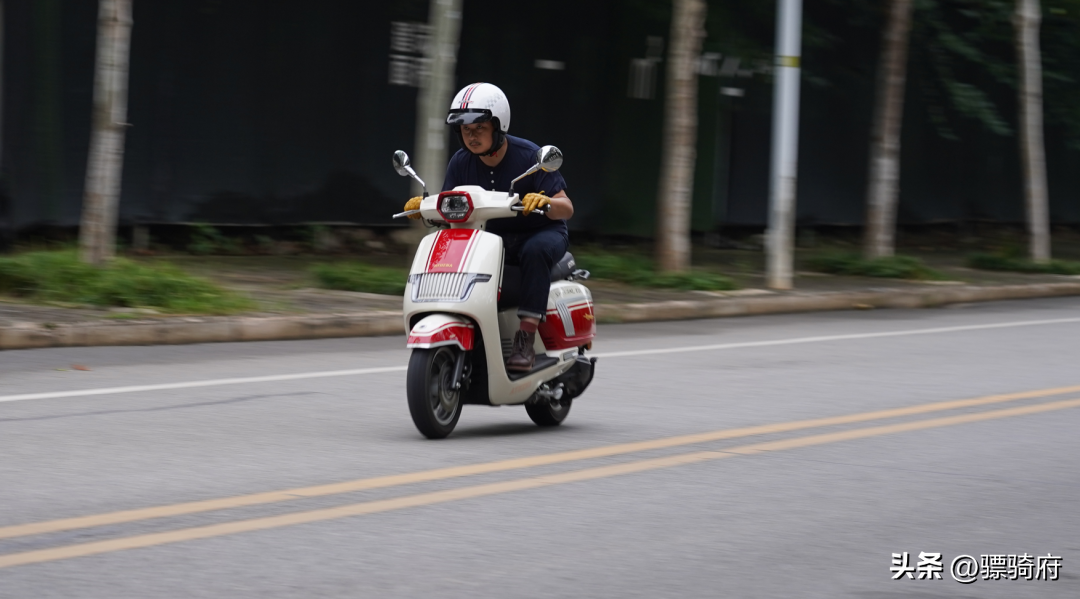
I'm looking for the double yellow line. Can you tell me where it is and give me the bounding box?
[3,384,1080,569]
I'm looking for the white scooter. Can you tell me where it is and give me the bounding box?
[391,146,597,439]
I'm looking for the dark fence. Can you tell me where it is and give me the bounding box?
[3,0,1078,237]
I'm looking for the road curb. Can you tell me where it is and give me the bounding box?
[597,281,1080,323]
[2,282,1079,350]
[0,311,406,350]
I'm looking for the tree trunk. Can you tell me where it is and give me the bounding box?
[655,0,706,273]
[79,0,133,266]
[864,0,914,259]
[0,0,5,174]
[1015,0,1050,263]
[414,0,461,198]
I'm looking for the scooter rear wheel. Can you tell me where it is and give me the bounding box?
[525,397,572,427]
[407,347,462,439]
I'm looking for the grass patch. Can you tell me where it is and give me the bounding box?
[967,252,1080,275]
[576,251,738,291]
[310,262,409,295]
[805,252,945,280]
[312,252,737,295]
[0,250,253,314]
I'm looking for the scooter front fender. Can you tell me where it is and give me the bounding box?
[407,314,475,351]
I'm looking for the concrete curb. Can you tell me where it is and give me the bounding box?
[2,282,1079,350]
[596,282,1080,324]
[0,311,406,350]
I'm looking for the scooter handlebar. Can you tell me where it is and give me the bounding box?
[510,204,550,214]
[392,194,546,220]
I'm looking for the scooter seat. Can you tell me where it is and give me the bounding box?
[548,252,576,282]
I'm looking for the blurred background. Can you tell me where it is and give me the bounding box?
[5,0,1080,241]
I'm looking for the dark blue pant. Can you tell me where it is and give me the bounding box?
[502,227,569,320]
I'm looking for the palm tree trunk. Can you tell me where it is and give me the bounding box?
[1015,0,1051,263]
[864,0,914,259]
[79,0,133,266]
[655,0,706,273]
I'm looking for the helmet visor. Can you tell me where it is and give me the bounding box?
[446,109,493,126]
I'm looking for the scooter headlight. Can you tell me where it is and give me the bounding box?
[437,192,473,223]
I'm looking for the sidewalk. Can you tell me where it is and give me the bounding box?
[2,254,1078,349]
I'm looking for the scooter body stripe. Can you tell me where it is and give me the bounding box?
[426,229,478,273]
[407,322,475,351]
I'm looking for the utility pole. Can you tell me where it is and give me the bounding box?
[413,0,462,198]
[766,0,803,289]
[79,0,133,265]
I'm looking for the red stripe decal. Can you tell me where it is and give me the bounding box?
[460,84,478,108]
[408,324,475,351]
[426,229,477,273]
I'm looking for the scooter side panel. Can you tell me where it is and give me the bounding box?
[539,282,596,350]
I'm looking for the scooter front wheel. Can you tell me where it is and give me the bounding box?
[407,347,463,439]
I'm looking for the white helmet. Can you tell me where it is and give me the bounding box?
[446,83,510,156]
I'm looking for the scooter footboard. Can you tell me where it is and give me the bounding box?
[407,314,475,351]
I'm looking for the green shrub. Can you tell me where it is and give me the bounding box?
[310,262,409,295]
[967,252,1080,275]
[576,251,737,291]
[188,224,243,255]
[646,270,739,291]
[0,251,253,313]
[806,252,944,280]
[311,252,737,295]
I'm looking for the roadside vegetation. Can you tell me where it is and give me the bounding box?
[187,224,246,255]
[310,251,739,295]
[576,250,738,291]
[967,250,1080,275]
[804,252,945,280]
[310,262,409,295]
[0,250,253,314]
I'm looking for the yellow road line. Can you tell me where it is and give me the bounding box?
[2,383,1079,542]
[2,396,1079,570]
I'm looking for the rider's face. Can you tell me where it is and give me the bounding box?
[460,122,494,154]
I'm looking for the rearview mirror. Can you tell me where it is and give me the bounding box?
[393,150,412,177]
[510,145,564,196]
[536,145,563,172]
[392,150,427,197]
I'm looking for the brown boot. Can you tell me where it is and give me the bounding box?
[506,330,536,372]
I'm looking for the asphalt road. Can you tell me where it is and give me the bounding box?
[1,297,1079,598]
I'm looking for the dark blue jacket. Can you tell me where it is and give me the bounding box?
[442,135,568,237]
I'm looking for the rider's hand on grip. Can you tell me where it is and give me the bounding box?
[521,193,551,216]
[403,196,423,220]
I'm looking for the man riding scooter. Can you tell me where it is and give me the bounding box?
[403,82,574,372]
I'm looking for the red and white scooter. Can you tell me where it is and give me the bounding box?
[391,146,596,439]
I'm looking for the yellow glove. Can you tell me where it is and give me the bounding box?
[521,192,551,216]
[403,196,423,220]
